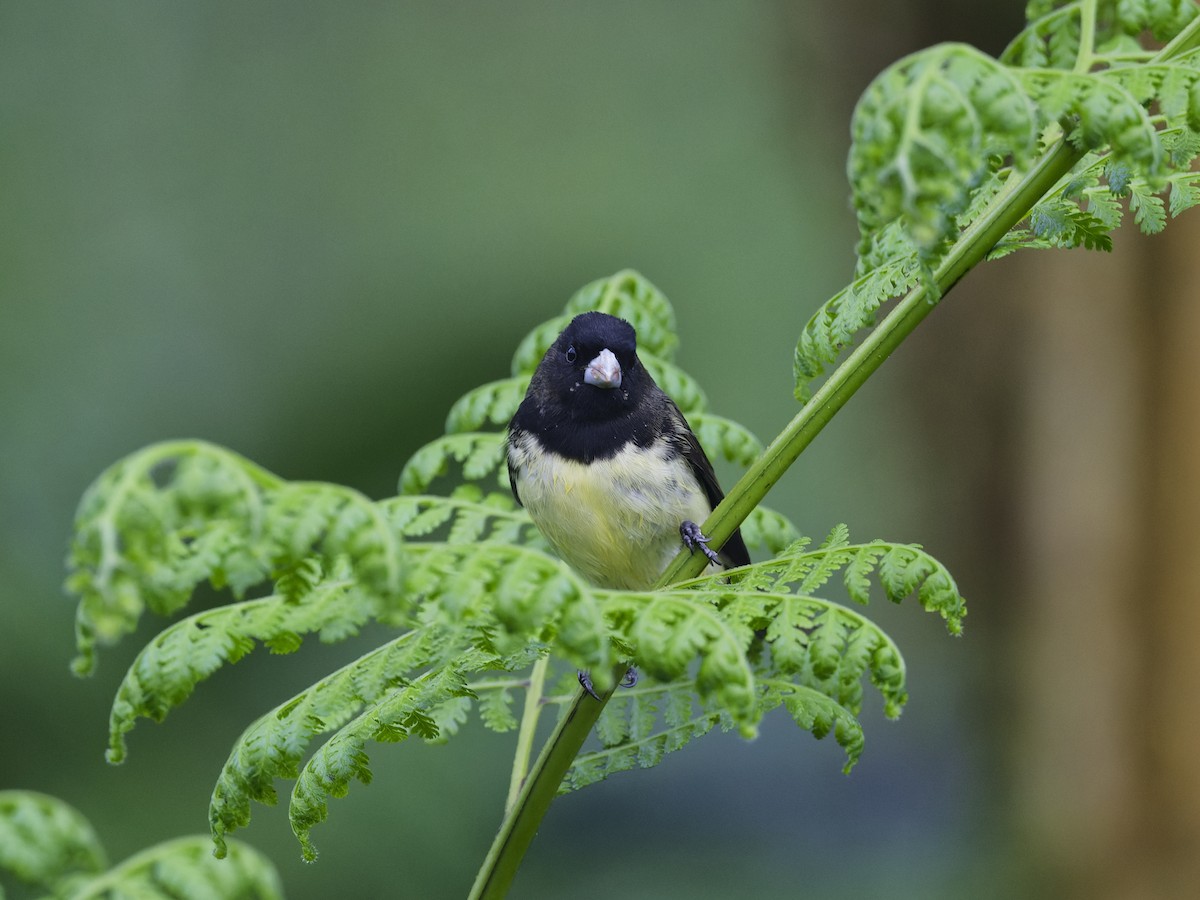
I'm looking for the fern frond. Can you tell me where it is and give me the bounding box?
[817,10,1200,402]
[262,480,403,598]
[70,836,282,900]
[209,628,447,856]
[107,568,382,764]
[66,441,278,675]
[686,413,763,467]
[1004,0,1199,67]
[1129,175,1168,232]
[66,441,402,677]
[563,673,869,794]
[381,489,545,548]
[760,679,865,775]
[397,432,507,494]
[562,680,722,793]
[1168,170,1200,216]
[1026,71,1163,175]
[445,376,531,434]
[850,43,1038,255]
[602,591,758,736]
[686,530,966,636]
[0,791,106,892]
[288,655,501,861]
[757,592,906,717]
[739,505,802,556]
[407,542,607,667]
[793,231,923,401]
[475,679,523,732]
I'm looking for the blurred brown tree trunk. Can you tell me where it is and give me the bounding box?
[1143,211,1200,897]
[1006,216,1200,899]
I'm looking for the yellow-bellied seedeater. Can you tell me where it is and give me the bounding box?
[506,311,749,595]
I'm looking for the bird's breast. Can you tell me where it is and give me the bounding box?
[508,431,712,590]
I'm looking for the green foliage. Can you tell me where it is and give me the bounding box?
[796,3,1200,400]
[0,791,106,894]
[65,3,1200,876]
[66,441,402,677]
[0,792,280,899]
[49,6,1200,895]
[849,43,1038,257]
[65,271,966,864]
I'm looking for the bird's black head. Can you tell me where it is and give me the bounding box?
[532,311,644,422]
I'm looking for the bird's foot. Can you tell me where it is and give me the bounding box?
[680,520,721,565]
[578,670,600,700]
[578,667,638,700]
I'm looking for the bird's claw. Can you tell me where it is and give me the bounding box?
[578,670,600,700]
[578,667,638,699]
[680,520,721,565]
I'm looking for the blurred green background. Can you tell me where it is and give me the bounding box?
[6,3,1198,898]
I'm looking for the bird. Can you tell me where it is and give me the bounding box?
[506,311,750,694]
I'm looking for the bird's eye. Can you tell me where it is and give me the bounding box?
[565,345,577,363]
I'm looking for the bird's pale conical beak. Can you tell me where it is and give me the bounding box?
[583,348,622,389]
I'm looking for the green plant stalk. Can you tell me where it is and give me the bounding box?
[505,655,549,812]
[468,134,1086,900]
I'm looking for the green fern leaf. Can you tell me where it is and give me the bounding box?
[1168,171,1200,216]
[290,661,486,861]
[397,432,507,494]
[1129,177,1168,232]
[603,592,758,736]
[66,442,403,677]
[686,413,763,467]
[761,680,865,774]
[445,377,530,434]
[563,681,721,793]
[72,836,282,900]
[0,791,106,891]
[690,532,966,635]
[65,441,280,675]
[407,542,607,669]
[209,628,448,855]
[107,573,382,764]
[792,244,923,401]
[850,43,1038,254]
[1117,0,1200,40]
[739,505,802,556]
[382,491,543,548]
[476,681,520,732]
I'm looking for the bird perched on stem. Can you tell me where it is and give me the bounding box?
[506,311,749,695]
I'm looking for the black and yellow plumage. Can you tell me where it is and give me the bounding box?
[506,311,749,591]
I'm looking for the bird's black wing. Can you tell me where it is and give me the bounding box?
[663,401,751,569]
[505,426,524,508]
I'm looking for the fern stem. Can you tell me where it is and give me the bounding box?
[1073,0,1097,73]
[469,663,625,900]
[505,654,549,812]
[1157,14,1200,62]
[469,135,1088,899]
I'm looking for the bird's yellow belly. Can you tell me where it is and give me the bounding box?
[509,436,713,590]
